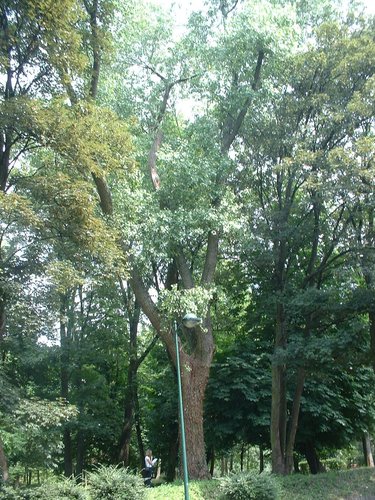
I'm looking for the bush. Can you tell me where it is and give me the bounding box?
[299,457,347,474]
[0,478,88,500]
[0,485,34,500]
[220,471,279,500]
[87,465,144,500]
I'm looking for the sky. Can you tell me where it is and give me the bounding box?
[155,0,375,17]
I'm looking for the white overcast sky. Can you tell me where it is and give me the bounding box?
[154,0,375,17]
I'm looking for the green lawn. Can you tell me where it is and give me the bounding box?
[279,467,375,500]
[145,467,375,500]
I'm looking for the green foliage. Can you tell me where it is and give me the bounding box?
[0,486,33,500]
[220,471,280,500]
[159,285,215,324]
[0,477,88,500]
[144,479,220,500]
[299,457,347,474]
[278,467,375,500]
[2,398,77,470]
[87,465,144,500]
[205,339,272,451]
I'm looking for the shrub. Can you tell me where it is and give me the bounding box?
[0,485,34,500]
[220,471,279,500]
[33,478,88,500]
[87,464,144,500]
[0,478,88,500]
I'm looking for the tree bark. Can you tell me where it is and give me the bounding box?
[207,446,215,477]
[90,32,264,482]
[135,397,145,470]
[63,429,73,478]
[303,442,325,474]
[369,311,375,375]
[178,344,213,479]
[240,443,245,471]
[60,294,73,477]
[285,367,306,473]
[362,432,375,468]
[0,292,5,350]
[165,434,179,482]
[271,302,288,474]
[76,430,85,478]
[118,294,140,465]
[0,435,9,482]
[259,445,264,473]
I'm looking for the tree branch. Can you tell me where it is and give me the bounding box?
[221,50,265,152]
[129,264,162,334]
[176,252,195,289]
[201,231,219,285]
[92,173,113,215]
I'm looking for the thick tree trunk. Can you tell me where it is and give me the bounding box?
[0,435,9,482]
[362,432,374,467]
[180,353,212,479]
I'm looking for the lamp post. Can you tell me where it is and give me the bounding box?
[174,313,201,500]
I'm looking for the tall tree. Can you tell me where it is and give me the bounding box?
[95,0,297,478]
[235,13,375,473]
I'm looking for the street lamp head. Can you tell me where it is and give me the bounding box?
[182,313,202,329]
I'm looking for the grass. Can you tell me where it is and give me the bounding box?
[144,467,375,500]
[279,467,375,500]
[144,479,219,499]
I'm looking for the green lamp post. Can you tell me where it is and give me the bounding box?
[175,313,202,500]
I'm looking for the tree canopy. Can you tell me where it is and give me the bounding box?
[0,0,374,484]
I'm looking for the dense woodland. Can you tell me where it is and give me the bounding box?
[0,0,375,486]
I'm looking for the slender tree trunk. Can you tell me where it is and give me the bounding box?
[285,367,306,473]
[207,447,215,477]
[259,445,264,473]
[240,443,245,471]
[60,294,73,477]
[118,360,137,464]
[369,311,375,374]
[118,294,141,465]
[0,436,9,482]
[76,430,85,478]
[271,302,288,474]
[166,435,179,482]
[135,394,145,470]
[0,293,5,347]
[63,429,73,478]
[221,456,228,475]
[362,432,374,467]
[303,442,325,474]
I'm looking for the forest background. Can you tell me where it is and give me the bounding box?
[0,0,375,486]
